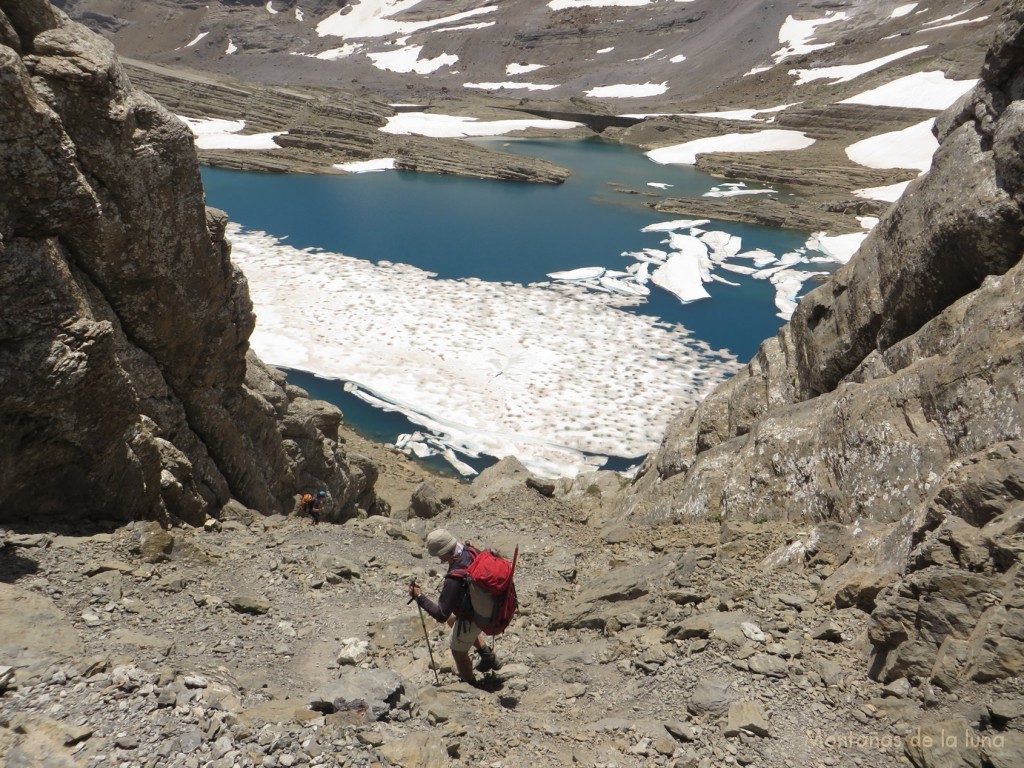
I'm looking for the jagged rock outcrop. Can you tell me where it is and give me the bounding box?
[0,0,381,524]
[867,442,1024,687]
[618,7,1024,696]
[622,10,1024,528]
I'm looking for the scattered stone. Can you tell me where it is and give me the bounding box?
[227,595,272,615]
[724,700,771,738]
[811,620,844,642]
[688,678,736,717]
[337,638,370,666]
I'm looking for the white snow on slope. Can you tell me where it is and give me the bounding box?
[846,119,937,173]
[586,83,668,98]
[791,46,929,85]
[646,130,815,165]
[772,13,847,64]
[464,82,560,91]
[178,116,285,150]
[316,0,497,39]
[368,45,457,74]
[840,71,976,109]
[381,113,582,137]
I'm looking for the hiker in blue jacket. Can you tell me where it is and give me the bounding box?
[408,528,502,684]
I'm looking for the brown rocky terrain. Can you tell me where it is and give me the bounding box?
[3,1,1024,768]
[3,458,1023,768]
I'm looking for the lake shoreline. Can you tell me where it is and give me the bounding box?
[127,59,905,236]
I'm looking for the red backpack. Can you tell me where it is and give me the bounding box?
[452,544,519,636]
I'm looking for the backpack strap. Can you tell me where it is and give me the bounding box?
[448,544,480,582]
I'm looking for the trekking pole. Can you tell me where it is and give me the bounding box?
[409,581,441,685]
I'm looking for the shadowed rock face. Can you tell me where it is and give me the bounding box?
[0,0,380,524]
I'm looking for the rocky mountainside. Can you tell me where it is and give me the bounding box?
[2,1,1024,768]
[0,0,383,524]
[51,0,1012,234]
[51,0,997,111]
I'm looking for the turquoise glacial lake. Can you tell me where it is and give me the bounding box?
[201,137,829,477]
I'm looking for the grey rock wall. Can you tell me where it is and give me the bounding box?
[0,0,380,524]
[622,9,1024,529]
[618,7,1024,691]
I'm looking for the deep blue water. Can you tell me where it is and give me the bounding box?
[201,137,829,476]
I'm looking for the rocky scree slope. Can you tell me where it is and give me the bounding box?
[4,463,1023,768]
[0,0,382,525]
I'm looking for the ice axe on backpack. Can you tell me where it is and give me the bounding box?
[408,580,441,686]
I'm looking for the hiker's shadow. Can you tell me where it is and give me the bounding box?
[0,546,40,583]
[472,675,504,693]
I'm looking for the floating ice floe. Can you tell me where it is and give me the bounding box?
[641,219,710,232]
[600,276,649,296]
[651,253,711,304]
[628,218,848,321]
[546,266,651,299]
[547,266,605,281]
[770,269,825,319]
[700,231,743,260]
[734,249,777,264]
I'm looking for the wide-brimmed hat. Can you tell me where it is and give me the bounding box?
[426,529,458,558]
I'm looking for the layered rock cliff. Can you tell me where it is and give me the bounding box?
[620,9,1024,691]
[0,0,382,525]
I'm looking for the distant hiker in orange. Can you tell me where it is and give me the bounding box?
[298,490,326,524]
[408,529,506,685]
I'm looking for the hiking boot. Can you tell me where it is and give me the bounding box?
[476,647,502,672]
